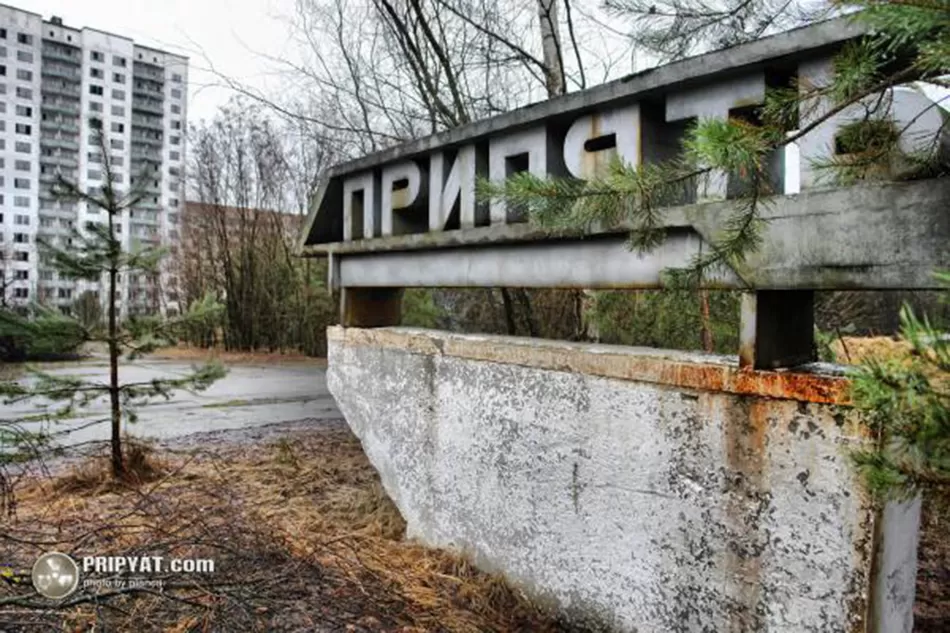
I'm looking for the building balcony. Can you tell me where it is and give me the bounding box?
[41,154,79,168]
[40,119,81,133]
[40,136,80,151]
[41,65,81,81]
[132,86,164,99]
[131,116,164,131]
[132,98,163,115]
[41,83,81,98]
[41,48,81,65]
[135,199,163,210]
[39,170,78,185]
[132,64,164,81]
[37,208,78,222]
[131,135,163,149]
[136,183,163,196]
[41,102,81,116]
[131,146,163,161]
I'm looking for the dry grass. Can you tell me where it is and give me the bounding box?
[150,344,327,366]
[51,441,168,495]
[0,426,572,632]
[831,335,912,365]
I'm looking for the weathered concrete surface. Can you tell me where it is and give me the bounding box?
[327,326,916,633]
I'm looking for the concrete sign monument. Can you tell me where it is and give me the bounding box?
[300,17,946,633]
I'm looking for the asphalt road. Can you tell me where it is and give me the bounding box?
[4,358,341,448]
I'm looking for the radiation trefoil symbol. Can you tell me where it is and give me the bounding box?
[31,552,80,599]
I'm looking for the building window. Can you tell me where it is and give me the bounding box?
[15,104,30,116]
[111,105,125,116]
[113,55,126,67]
[171,73,182,83]
[170,88,182,99]
[14,123,30,135]
[0,64,4,75]
[89,84,103,96]
[0,29,6,39]
[14,270,28,280]
[14,251,28,262]
[16,50,32,63]
[111,139,124,150]
[14,214,29,225]
[15,86,31,99]
[14,141,30,153]
[89,101,103,112]
[87,152,102,163]
[14,159,29,171]
[58,288,72,299]
[168,167,180,177]
[13,196,29,208]
[14,178,30,189]
[40,270,52,280]
[15,69,31,81]
[113,72,125,84]
[91,51,104,62]
[111,122,124,133]
[90,67,103,79]
[170,104,180,114]
[13,232,28,243]
[13,288,28,299]
[16,33,32,45]
[169,151,180,161]
[171,120,181,130]
[87,169,101,180]
[170,136,180,146]
[112,88,124,100]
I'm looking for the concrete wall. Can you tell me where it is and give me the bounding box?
[327,326,918,633]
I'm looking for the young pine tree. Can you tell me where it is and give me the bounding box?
[0,118,225,479]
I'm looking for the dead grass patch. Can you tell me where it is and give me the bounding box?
[51,440,168,495]
[0,425,573,632]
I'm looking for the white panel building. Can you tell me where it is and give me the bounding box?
[0,4,187,317]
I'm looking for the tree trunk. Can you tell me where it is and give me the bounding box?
[500,288,517,335]
[699,289,714,352]
[537,0,565,97]
[107,214,124,479]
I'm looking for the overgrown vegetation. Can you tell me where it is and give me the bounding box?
[180,100,336,356]
[0,306,85,362]
[850,275,950,497]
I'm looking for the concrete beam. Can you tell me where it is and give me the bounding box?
[307,179,950,291]
[336,232,742,289]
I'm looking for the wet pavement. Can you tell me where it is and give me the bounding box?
[4,358,341,448]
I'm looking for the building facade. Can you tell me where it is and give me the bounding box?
[0,4,187,316]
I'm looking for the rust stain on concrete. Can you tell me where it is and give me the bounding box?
[330,326,851,405]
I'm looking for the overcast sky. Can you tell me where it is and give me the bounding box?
[27,0,295,124]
